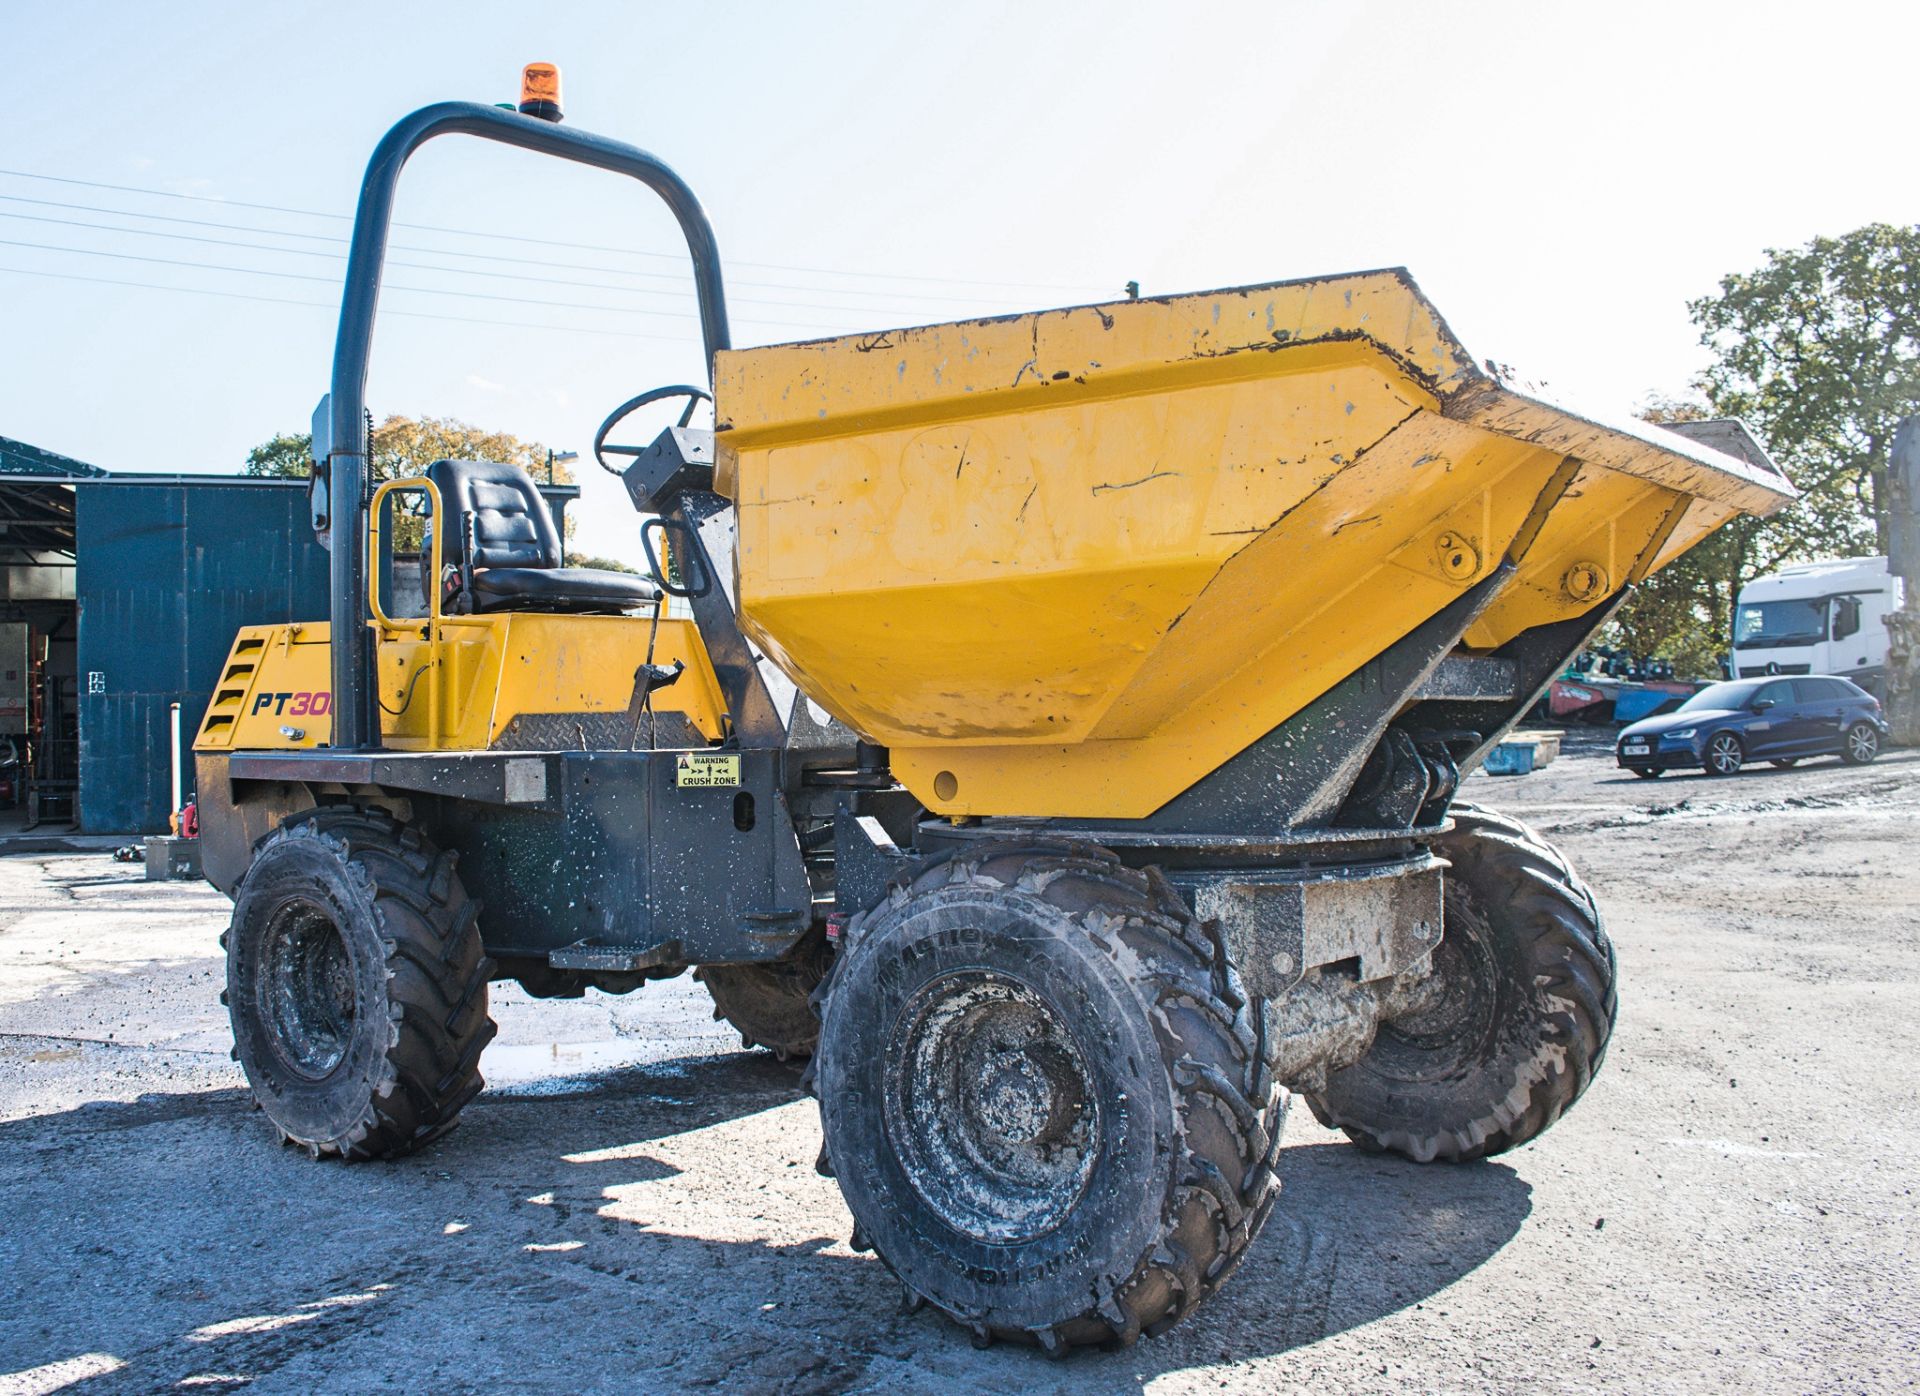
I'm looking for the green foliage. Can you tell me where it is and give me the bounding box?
[244,433,314,478]
[1604,224,1920,677]
[245,415,569,551]
[244,414,567,486]
[1693,223,1919,554]
[1604,546,1734,679]
[566,552,638,574]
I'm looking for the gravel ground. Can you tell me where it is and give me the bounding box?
[2,733,1916,1394]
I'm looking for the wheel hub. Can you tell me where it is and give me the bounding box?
[258,898,356,1079]
[972,1037,1086,1147]
[884,971,1099,1244]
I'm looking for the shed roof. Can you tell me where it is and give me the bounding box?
[0,435,110,479]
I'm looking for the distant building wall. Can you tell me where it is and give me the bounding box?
[74,481,328,833]
[71,476,580,834]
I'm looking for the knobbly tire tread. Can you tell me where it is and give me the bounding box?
[1306,803,1616,1163]
[226,806,496,1161]
[811,840,1286,1352]
[694,931,829,1061]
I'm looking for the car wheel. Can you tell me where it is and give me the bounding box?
[1770,758,1800,769]
[1630,767,1663,779]
[1841,722,1881,766]
[1705,732,1744,776]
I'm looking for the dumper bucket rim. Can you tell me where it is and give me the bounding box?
[716,265,1796,519]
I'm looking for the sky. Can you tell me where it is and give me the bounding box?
[3,0,1917,563]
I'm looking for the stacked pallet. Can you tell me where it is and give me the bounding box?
[1482,730,1563,776]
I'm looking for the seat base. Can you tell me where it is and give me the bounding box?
[468,565,660,615]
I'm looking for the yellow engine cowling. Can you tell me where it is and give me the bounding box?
[194,613,729,753]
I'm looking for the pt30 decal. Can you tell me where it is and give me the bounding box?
[251,691,332,717]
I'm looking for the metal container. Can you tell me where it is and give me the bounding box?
[716,269,1794,818]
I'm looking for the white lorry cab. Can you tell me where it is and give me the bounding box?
[1732,556,1902,696]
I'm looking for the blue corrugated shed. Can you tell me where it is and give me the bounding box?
[71,474,580,833]
[74,480,328,833]
[0,434,110,479]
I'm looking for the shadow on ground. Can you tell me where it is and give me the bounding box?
[0,1053,1531,1393]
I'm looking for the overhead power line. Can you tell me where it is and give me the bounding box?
[0,191,343,244]
[0,264,704,344]
[0,234,890,332]
[0,206,1037,321]
[0,195,1069,310]
[0,167,1112,296]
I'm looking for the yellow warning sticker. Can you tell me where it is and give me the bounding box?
[675,753,741,788]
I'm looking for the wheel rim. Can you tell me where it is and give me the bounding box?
[1361,912,1499,1084]
[884,970,1099,1244]
[1709,736,1741,773]
[258,898,356,1079]
[1849,725,1878,760]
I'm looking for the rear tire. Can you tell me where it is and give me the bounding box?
[224,807,496,1160]
[695,930,829,1060]
[813,842,1285,1351]
[1770,758,1801,769]
[1305,805,1616,1163]
[1841,722,1881,766]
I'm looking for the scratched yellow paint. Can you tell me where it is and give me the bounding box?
[193,614,727,752]
[197,269,1792,816]
[194,623,334,750]
[717,269,1793,819]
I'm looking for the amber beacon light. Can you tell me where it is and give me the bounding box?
[519,63,563,122]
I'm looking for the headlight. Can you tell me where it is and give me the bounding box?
[1664,727,1695,740]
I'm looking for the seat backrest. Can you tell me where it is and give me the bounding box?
[425,458,561,570]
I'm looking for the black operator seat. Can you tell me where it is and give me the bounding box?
[423,458,661,615]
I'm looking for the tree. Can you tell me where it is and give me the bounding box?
[1605,225,1920,675]
[1601,394,1754,676]
[567,553,638,574]
[244,414,569,488]
[245,432,314,478]
[1693,224,1920,555]
[245,414,573,551]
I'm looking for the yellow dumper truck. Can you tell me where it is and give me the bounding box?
[196,80,1793,1352]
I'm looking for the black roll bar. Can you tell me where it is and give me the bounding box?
[320,101,731,749]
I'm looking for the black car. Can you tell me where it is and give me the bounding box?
[1615,675,1889,778]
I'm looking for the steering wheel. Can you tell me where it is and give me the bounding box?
[593,384,712,476]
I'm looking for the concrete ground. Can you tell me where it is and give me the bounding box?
[2,732,1916,1393]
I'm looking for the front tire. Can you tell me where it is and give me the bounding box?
[224,807,496,1160]
[1705,731,1745,775]
[1841,722,1881,766]
[1305,806,1616,1163]
[814,842,1284,1351]
[1630,767,1663,779]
